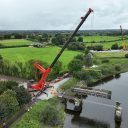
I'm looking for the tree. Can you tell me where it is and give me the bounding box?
[68,59,83,73]
[36,35,43,42]
[84,53,93,67]
[74,54,83,61]
[0,102,8,122]
[40,104,63,126]
[68,42,85,51]
[111,43,119,50]
[14,86,31,106]
[84,48,90,55]
[48,61,62,80]
[125,53,128,58]
[0,55,3,60]
[0,90,19,121]
[52,34,66,45]
[77,36,83,42]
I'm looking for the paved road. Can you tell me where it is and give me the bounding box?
[0,74,70,100]
[37,78,70,100]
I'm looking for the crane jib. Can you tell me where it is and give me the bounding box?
[50,8,93,68]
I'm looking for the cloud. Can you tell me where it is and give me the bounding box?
[0,0,127,30]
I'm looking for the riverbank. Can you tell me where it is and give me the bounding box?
[63,72,128,128]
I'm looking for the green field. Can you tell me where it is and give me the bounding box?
[95,51,127,58]
[94,51,128,69]
[83,36,121,42]
[82,36,128,49]
[0,39,32,46]
[0,46,80,68]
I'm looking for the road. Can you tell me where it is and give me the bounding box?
[37,78,70,100]
[0,74,70,100]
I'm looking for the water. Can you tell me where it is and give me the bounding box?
[64,72,128,128]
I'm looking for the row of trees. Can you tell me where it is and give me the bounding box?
[51,34,83,45]
[0,55,62,81]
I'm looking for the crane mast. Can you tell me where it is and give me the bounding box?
[30,8,93,91]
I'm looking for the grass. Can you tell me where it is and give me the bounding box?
[82,36,128,49]
[94,51,128,71]
[0,39,32,46]
[82,36,121,42]
[0,46,80,69]
[95,51,127,58]
[10,98,64,128]
[60,78,78,91]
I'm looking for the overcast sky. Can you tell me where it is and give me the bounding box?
[0,0,127,30]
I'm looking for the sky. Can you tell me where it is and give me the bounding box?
[0,0,127,30]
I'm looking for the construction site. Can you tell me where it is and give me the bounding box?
[0,1,128,128]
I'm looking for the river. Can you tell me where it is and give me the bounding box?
[64,72,128,128]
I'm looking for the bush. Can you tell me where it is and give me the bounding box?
[40,103,63,126]
[115,65,121,71]
[68,59,83,73]
[111,43,119,50]
[0,55,3,60]
[73,69,102,83]
[125,53,128,58]
[100,66,115,76]
[77,36,83,42]
[68,42,85,51]
[14,86,31,106]
[74,54,83,61]
[87,45,103,51]
[0,90,19,122]
[102,59,110,63]
[0,81,18,95]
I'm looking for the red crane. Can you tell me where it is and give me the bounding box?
[29,8,93,94]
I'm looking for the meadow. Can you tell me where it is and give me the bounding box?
[0,46,80,69]
[0,39,32,46]
[83,36,121,42]
[94,51,128,72]
[82,36,128,49]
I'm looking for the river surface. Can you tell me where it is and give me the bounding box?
[64,72,128,128]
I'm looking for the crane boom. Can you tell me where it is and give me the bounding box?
[31,8,93,91]
[50,8,93,68]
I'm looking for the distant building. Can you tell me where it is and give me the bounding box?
[30,42,43,48]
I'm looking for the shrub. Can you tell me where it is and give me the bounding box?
[111,43,119,50]
[68,59,83,73]
[0,90,19,122]
[77,36,83,42]
[100,66,115,76]
[40,104,63,126]
[102,59,110,63]
[74,54,83,61]
[0,55,3,60]
[87,45,103,51]
[125,53,128,58]
[14,86,31,106]
[68,42,85,51]
[73,69,102,81]
[115,65,121,71]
